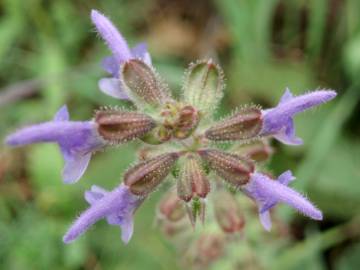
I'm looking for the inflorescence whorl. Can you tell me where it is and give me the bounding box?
[4,9,337,245]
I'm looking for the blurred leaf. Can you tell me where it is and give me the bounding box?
[64,239,87,269]
[309,138,360,218]
[215,0,279,63]
[343,32,360,78]
[306,0,327,57]
[0,0,24,63]
[271,217,360,270]
[295,82,360,189]
[335,242,360,270]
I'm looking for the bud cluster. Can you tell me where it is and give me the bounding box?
[5,10,335,247]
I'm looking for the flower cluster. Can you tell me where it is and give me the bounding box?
[5,10,336,244]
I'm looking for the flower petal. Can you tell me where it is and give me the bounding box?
[62,152,92,184]
[259,211,272,231]
[243,172,323,231]
[277,170,295,185]
[5,122,79,145]
[91,10,131,63]
[131,42,152,65]
[98,78,130,100]
[54,105,70,121]
[85,185,108,204]
[273,119,303,145]
[101,56,119,77]
[63,184,141,244]
[273,89,337,117]
[120,216,134,244]
[5,106,104,183]
[279,87,294,104]
[261,89,336,143]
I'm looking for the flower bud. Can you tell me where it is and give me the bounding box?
[214,190,245,233]
[199,149,254,187]
[158,190,186,222]
[122,59,169,107]
[177,156,210,202]
[231,139,273,162]
[160,220,190,237]
[141,125,172,145]
[183,59,224,115]
[95,110,156,143]
[173,105,200,139]
[195,234,225,267]
[205,107,262,141]
[124,152,179,196]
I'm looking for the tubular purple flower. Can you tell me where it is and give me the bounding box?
[260,88,337,145]
[5,105,104,183]
[63,184,143,244]
[91,10,152,100]
[243,171,322,231]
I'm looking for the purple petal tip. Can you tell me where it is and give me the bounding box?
[63,233,75,244]
[310,208,323,221]
[90,9,131,63]
[4,135,16,146]
[314,89,337,102]
[90,9,101,20]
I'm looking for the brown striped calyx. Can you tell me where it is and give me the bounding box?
[213,190,245,233]
[122,59,169,107]
[124,152,179,196]
[205,107,263,141]
[95,110,156,143]
[198,149,254,187]
[177,155,210,202]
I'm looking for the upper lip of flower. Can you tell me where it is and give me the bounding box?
[260,88,337,145]
[243,171,323,231]
[63,184,143,244]
[91,9,152,101]
[5,105,105,184]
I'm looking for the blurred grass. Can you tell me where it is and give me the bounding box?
[1,0,360,269]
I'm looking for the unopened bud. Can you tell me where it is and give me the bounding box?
[124,152,179,196]
[158,190,186,222]
[160,220,190,237]
[205,107,262,141]
[174,105,200,139]
[141,126,172,145]
[177,156,210,202]
[231,139,272,162]
[214,190,245,233]
[122,59,169,107]
[199,149,254,187]
[183,59,224,115]
[195,234,225,267]
[95,110,156,143]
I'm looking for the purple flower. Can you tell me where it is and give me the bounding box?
[5,105,104,183]
[91,10,152,100]
[63,184,143,244]
[243,171,322,231]
[260,88,337,145]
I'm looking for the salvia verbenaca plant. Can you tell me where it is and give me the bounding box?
[5,10,337,245]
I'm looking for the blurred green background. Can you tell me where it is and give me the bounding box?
[1,0,360,269]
